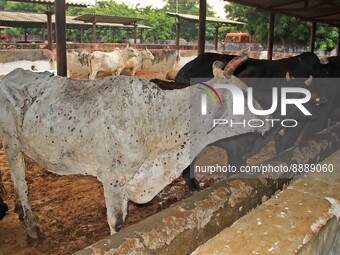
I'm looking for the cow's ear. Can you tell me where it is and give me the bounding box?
[305,75,313,86]
[127,42,131,47]
[212,61,225,79]
[286,72,291,81]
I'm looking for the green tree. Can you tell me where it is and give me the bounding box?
[163,0,216,41]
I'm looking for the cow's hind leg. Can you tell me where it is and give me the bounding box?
[6,150,41,239]
[100,178,128,234]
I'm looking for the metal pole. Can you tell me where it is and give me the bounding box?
[92,17,97,43]
[267,12,275,60]
[310,22,317,53]
[214,24,220,51]
[55,0,67,76]
[42,26,45,42]
[140,29,144,44]
[112,28,115,43]
[337,27,340,56]
[45,10,54,51]
[24,28,27,42]
[80,28,83,43]
[134,23,137,44]
[175,20,180,53]
[198,0,207,55]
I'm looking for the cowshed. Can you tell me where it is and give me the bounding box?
[0,66,268,239]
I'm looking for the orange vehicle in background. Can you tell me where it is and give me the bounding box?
[224,33,252,44]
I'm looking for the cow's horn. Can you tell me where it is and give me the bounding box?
[286,72,291,81]
[223,55,248,77]
[305,75,313,86]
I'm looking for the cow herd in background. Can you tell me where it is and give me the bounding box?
[0,47,339,240]
[88,43,155,79]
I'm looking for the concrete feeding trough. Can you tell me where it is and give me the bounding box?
[74,124,340,255]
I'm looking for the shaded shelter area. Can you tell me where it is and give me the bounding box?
[3,0,89,6]
[166,12,245,54]
[225,0,340,58]
[74,14,146,44]
[0,11,151,43]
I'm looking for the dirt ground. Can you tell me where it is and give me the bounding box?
[0,70,276,255]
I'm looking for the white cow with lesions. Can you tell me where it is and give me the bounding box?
[88,43,139,79]
[0,58,268,239]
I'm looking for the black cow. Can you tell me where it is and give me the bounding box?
[175,52,321,85]
[173,52,326,190]
[296,56,340,141]
[175,53,237,84]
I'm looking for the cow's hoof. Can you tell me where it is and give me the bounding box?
[26,224,44,241]
[0,201,8,220]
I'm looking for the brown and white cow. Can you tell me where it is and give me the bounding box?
[88,44,139,80]
[0,62,268,238]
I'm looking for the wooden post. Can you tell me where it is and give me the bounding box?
[310,22,317,53]
[55,0,67,76]
[198,0,207,55]
[267,12,275,60]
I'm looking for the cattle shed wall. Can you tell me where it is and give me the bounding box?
[73,124,340,255]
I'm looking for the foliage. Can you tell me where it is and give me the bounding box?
[0,0,338,51]
[225,3,338,51]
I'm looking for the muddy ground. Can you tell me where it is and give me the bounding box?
[0,70,276,255]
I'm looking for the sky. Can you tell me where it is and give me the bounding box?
[72,0,227,18]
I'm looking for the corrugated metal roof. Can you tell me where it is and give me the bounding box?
[74,14,143,25]
[0,11,152,29]
[5,0,91,7]
[166,12,245,26]
[225,0,340,26]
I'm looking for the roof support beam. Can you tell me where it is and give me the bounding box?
[266,0,303,9]
[45,10,54,51]
[214,24,221,51]
[310,21,317,53]
[55,0,67,76]
[133,23,137,44]
[198,0,207,55]
[337,27,340,56]
[267,12,275,60]
[92,17,97,43]
[175,20,180,55]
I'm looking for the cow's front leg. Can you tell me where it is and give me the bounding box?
[100,178,128,234]
[6,150,41,239]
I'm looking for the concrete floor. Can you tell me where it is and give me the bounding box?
[192,150,340,255]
